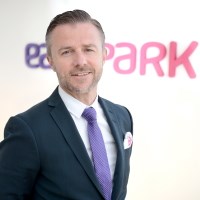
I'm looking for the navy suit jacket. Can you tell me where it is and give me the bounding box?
[0,87,133,200]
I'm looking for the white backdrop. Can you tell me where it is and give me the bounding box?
[1,0,200,199]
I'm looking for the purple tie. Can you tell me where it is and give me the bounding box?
[82,107,112,200]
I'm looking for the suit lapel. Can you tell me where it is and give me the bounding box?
[99,97,125,199]
[48,88,103,196]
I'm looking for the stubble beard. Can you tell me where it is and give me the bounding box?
[58,71,102,95]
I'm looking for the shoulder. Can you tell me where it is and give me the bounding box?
[17,87,61,118]
[8,87,62,126]
[98,96,133,131]
[99,96,131,116]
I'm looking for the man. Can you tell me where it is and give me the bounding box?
[0,9,133,200]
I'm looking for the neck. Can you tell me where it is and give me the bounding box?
[62,88,97,106]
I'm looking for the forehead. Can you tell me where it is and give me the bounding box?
[50,22,102,44]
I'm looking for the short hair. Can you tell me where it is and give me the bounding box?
[45,9,105,56]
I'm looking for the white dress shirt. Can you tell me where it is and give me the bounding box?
[58,86,117,180]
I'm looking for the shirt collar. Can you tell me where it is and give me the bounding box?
[58,86,99,118]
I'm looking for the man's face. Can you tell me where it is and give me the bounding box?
[47,22,107,100]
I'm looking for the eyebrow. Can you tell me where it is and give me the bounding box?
[58,46,71,52]
[58,44,97,52]
[83,44,97,48]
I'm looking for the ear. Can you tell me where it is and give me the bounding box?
[47,56,56,71]
[102,47,107,64]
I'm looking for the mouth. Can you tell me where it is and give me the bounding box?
[71,72,91,76]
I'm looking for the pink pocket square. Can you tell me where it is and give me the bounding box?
[123,132,133,149]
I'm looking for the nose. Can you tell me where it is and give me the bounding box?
[74,51,87,67]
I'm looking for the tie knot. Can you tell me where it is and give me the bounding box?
[82,107,97,122]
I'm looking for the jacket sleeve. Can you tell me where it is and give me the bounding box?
[0,116,40,199]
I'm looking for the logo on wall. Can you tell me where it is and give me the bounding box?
[25,41,198,78]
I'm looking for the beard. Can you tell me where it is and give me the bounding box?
[57,67,103,95]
